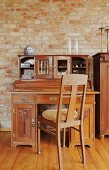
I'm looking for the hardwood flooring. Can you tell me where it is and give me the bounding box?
[0,131,109,170]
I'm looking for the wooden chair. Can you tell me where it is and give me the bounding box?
[37,74,88,170]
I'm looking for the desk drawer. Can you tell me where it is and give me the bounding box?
[12,94,35,103]
[76,94,95,104]
[86,95,95,104]
[37,95,59,104]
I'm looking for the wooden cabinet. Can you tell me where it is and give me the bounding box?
[93,52,109,138]
[18,55,89,80]
[11,95,36,147]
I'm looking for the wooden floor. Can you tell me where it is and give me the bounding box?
[0,132,109,170]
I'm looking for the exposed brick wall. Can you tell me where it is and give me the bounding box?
[0,0,109,128]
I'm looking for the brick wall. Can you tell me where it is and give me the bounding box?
[0,0,109,129]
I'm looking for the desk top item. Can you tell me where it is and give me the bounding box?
[24,45,36,55]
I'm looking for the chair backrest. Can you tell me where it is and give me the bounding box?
[56,74,88,124]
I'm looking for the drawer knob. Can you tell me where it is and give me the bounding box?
[49,97,57,101]
[21,96,27,101]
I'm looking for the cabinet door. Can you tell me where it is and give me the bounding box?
[35,55,53,79]
[100,62,109,135]
[71,104,94,147]
[53,56,71,78]
[12,104,36,147]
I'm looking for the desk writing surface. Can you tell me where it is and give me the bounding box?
[10,90,99,95]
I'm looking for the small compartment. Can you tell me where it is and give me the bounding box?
[72,57,86,74]
[57,60,67,75]
[54,56,71,78]
[19,56,35,80]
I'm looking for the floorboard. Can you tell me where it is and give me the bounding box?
[0,132,109,170]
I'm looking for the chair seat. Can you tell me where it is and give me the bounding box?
[42,108,78,123]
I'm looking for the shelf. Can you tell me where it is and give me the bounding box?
[72,67,86,69]
[20,67,34,69]
[58,66,67,69]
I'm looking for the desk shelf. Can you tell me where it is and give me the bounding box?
[18,54,89,80]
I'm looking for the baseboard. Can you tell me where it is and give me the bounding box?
[0,128,11,131]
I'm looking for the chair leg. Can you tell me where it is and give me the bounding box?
[80,124,86,164]
[37,121,41,154]
[56,127,63,170]
[63,128,66,147]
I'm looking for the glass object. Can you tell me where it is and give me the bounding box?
[24,45,36,55]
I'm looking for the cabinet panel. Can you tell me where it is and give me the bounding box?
[35,55,53,79]
[100,63,109,133]
[93,52,109,137]
[71,104,94,147]
[12,104,36,147]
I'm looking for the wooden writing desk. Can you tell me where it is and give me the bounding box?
[10,79,98,148]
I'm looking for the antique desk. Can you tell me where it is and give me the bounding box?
[10,79,98,148]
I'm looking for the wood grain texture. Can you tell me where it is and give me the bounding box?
[0,132,109,170]
[93,53,109,137]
